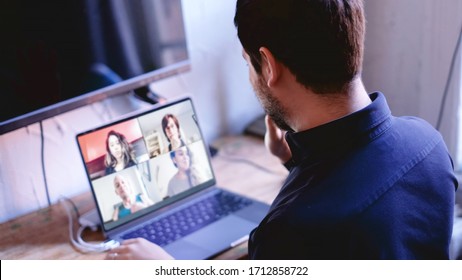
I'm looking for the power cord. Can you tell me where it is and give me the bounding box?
[59,197,119,253]
[39,121,51,206]
[436,23,462,131]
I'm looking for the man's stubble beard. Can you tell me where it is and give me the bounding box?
[253,75,292,132]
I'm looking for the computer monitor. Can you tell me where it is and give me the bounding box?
[0,0,190,134]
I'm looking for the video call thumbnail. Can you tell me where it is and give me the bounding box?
[77,100,213,227]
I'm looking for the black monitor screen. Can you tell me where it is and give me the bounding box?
[0,0,189,132]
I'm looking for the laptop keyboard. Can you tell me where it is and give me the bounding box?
[121,191,252,246]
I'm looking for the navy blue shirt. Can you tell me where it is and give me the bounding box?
[249,92,458,259]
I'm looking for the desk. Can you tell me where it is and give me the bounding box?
[0,135,288,260]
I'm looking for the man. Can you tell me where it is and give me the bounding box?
[106,0,457,259]
[235,0,457,259]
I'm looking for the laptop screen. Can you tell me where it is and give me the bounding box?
[76,98,215,231]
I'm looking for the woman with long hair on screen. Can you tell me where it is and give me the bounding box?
[105,130,136,175]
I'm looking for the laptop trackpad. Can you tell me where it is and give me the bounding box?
[182,215,256,257]
[164,240,214,260]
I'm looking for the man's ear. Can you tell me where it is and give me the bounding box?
[259,47,280,87]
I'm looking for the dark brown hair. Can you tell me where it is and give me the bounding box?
[234,0,365,93]
[161,114,181,140]
[105,130,134,168]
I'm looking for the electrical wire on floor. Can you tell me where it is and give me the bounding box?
[59,196,119,253]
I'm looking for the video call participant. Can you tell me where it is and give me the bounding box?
[166,146,204,197]
[112,174,153,221]
[161,114,186,152]
[105,130,136,175]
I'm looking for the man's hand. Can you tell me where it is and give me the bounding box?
[264,115,292,164]
[105,238,174,260]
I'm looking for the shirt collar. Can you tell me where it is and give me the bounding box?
[285,92,392,165]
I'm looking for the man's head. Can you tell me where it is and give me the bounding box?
[234,0,365,94]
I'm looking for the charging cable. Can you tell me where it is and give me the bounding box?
[59,197,119,253]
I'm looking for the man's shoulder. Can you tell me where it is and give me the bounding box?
[375,115,445,159]
[392,115,440,138]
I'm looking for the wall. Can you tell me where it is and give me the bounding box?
[0,0,262,223]
[363,0,462,159]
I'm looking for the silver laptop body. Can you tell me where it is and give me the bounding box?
[76,97,269,259]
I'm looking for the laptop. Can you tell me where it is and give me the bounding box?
[76,97,270,259]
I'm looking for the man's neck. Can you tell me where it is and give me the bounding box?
[289,78,371,132]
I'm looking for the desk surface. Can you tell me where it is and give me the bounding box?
[0,135,288,260]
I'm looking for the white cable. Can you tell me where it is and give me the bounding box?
[59,197,119,253]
